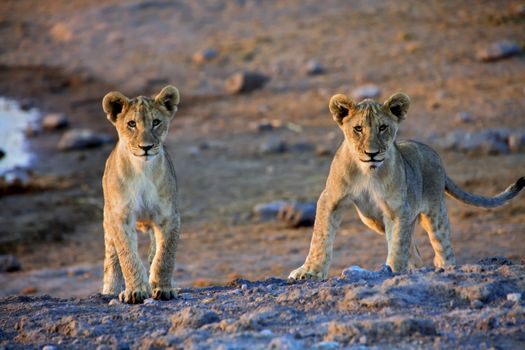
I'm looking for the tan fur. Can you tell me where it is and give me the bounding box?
[101,86,181,304]
[289,92,524,280]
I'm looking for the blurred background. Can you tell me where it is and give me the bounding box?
[0,0,524,297]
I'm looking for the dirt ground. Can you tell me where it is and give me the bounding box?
[1,260,524,349]
[0,1,524,346]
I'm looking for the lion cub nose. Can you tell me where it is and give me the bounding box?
[139,145,154,152]
[365,150,380,158]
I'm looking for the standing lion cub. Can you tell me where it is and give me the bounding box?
[289,92,524,280]
[101,85,181,304]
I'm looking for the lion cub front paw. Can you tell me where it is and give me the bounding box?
[152,287,178,301]
[288,265,326,282]
[119,288,151,304]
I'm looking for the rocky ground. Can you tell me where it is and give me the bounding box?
[0,0,524,348]
[1,259,524,349]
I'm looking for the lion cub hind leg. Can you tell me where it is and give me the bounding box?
[419,205,456,268]
[149,220,180,300]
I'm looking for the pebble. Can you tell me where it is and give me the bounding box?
[454,112,474,124]
[143,298,160,306]
[258,136,287,154]
[277,201,316,228]
[260,329,273,336]
[304,59,325,75]
[253,200,288,221]
[268,335,304,350]
[0,254,22,272]
[192,48,218,64]
[351,84,381,101]
[508,133,525,152]
[225,71,270,95]
[42,346,58,350]
[58,129,114,151]
[507,293,522,302]
[42,113,69,130]
[108,299,120,306]
[477,40,522,62]
[314,341,340,349]
[0,148,5,159]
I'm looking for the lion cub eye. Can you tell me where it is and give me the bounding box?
[152,119,161,127]
[127,120,136,128]
[354,125,362,133]
[379,125,388,132]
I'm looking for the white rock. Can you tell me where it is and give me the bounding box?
[58,129,114,151]
[507,293,522,302]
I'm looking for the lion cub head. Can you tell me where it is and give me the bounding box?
[329,92,410,171]
[102,85,180,160]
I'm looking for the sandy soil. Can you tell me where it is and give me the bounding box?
[1,260,524,349]
[0,0,524,347]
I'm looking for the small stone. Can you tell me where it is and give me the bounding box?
[0,254,22,272]
[359,335,368,344]
[42,113,69,130]
[225,71,270,95]
[477,40,522,62]
[192,48,218,64]
[49,23,73,42]
[341,265,374,281]
[304,59,325,75]
[508,133,525,152]
[277,201,316,228]
[0,148,5,159]
[241,284,248,291]
[258,136,287,154]
[143,298,160,306]
[507,293,522,302]
[471,300,484,309]
[454,112,474,124]
[170,307,220,330]
[351,84,381,101]
[251,121,274,132]
[314,341,340,350]
[268,335,304,350]
[260,329,273,336]
[21,286,37,295]
[42,346,58,350]
[58,129,114,151]
[315,145,332,157]
[253,200,288,221]
[108,299,120,306]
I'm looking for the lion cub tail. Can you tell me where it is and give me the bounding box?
[445,176,525,208]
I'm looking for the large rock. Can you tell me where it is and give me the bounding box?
[477,41,522,62]
[277,201,316,228]
[0,254,22,272]
[440,128,511,155]
[258,136,287,155]
[225,71,270,95]
[58,129,114,151]
[253,201,288,221]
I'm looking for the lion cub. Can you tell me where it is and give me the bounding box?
[101,85,181,304]
[289,92,524,280]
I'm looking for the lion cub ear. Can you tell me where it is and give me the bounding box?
[102,91,129,124]
[329,94,354,125]
[383,92,410,122]
[155,85,180,116]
